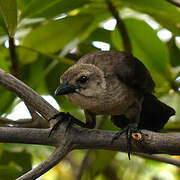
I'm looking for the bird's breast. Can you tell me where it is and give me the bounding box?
[66,80,142,116]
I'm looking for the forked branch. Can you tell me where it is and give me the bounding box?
[0,68,180,180]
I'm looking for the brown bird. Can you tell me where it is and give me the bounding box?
[53,51,175,159]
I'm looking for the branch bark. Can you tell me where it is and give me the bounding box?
[0,117,49,128]
[0,68,180,179]
[0,126,180,155]
[0,68,58,121]
[8,36,20,78]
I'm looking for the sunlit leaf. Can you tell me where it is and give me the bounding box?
[167,38,180,67]
[118,0,180,35]
[111,18,172,92]
[21,0,91,19]
[0,150,32,179]
[19,15,93,63]
[0,88,16,116]
[0,0,17,37]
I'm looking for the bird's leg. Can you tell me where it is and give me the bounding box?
[112,122,138,160]
[48,110,96,136]
[84,110,96,129]
[112,104,141,159]
[48,112,87,136]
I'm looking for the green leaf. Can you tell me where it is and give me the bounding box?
[82,150,116,179]
[0,88,16,116]
[19,15,93,63]
[0,0,17,37]
[17,46,38,64]
[119,0,180,35]
[111,18,171,90]
[0,150,32,179]
[86,28,112,44]
[17,0,30,11]
[167,38,180,67]
[21,0,91,19]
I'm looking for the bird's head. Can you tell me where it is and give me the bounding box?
[55,64,106,108]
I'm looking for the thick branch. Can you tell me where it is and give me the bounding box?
[1,126,180,155]
[106,0,132,53]
[72,128,180,155]
[0,68,58,121]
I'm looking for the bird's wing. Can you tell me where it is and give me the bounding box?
[114,53,155,94]
[77,50,155,94]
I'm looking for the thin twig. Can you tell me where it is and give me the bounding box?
[8,36,20,78]
[134,153,180,166]
[0,117,49,128]
[76,150,91,180]
[167,0,180,7]
[105,0,132,53]
[76,115,107,180]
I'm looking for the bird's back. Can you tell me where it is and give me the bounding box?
[77,51,155,95]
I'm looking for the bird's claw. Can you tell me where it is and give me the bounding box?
[112,124,138,160]
[48,112,86,137]
[48,112,75,137]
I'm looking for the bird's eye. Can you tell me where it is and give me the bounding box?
[78,76,88,84]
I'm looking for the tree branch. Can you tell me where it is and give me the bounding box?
[105,0,132,53]
[1,126,180,155]
[0,68,58,121]
[0,117,49,128]
[8,36,20,78]
[0,68,180,179]
[134,153,180,166]
[76,115,107,180]
[167,0,180,7]
[76,150,91,180]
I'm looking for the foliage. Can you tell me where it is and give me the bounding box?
[0,0,180,179]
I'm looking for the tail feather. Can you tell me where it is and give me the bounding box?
[111,94,175,131]
[138,94,175,131]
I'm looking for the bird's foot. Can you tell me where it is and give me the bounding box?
[112,123,138,160]
[48,112,86,137]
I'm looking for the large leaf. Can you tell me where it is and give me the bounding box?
[111,18,171,91]
[21,0,91,19]
[19,15,93,63]
[167,38,180,67]
[0,88,16,116]
[0,150,32,179]
[82,150,116,180]
[0,0,17,37]
[118,0,180,35]
[17,0,30,11]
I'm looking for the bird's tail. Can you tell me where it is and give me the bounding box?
[138,94,175,131]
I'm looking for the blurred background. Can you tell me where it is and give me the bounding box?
[0,0,180,179]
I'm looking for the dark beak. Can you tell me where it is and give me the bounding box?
[55,81,79,96]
